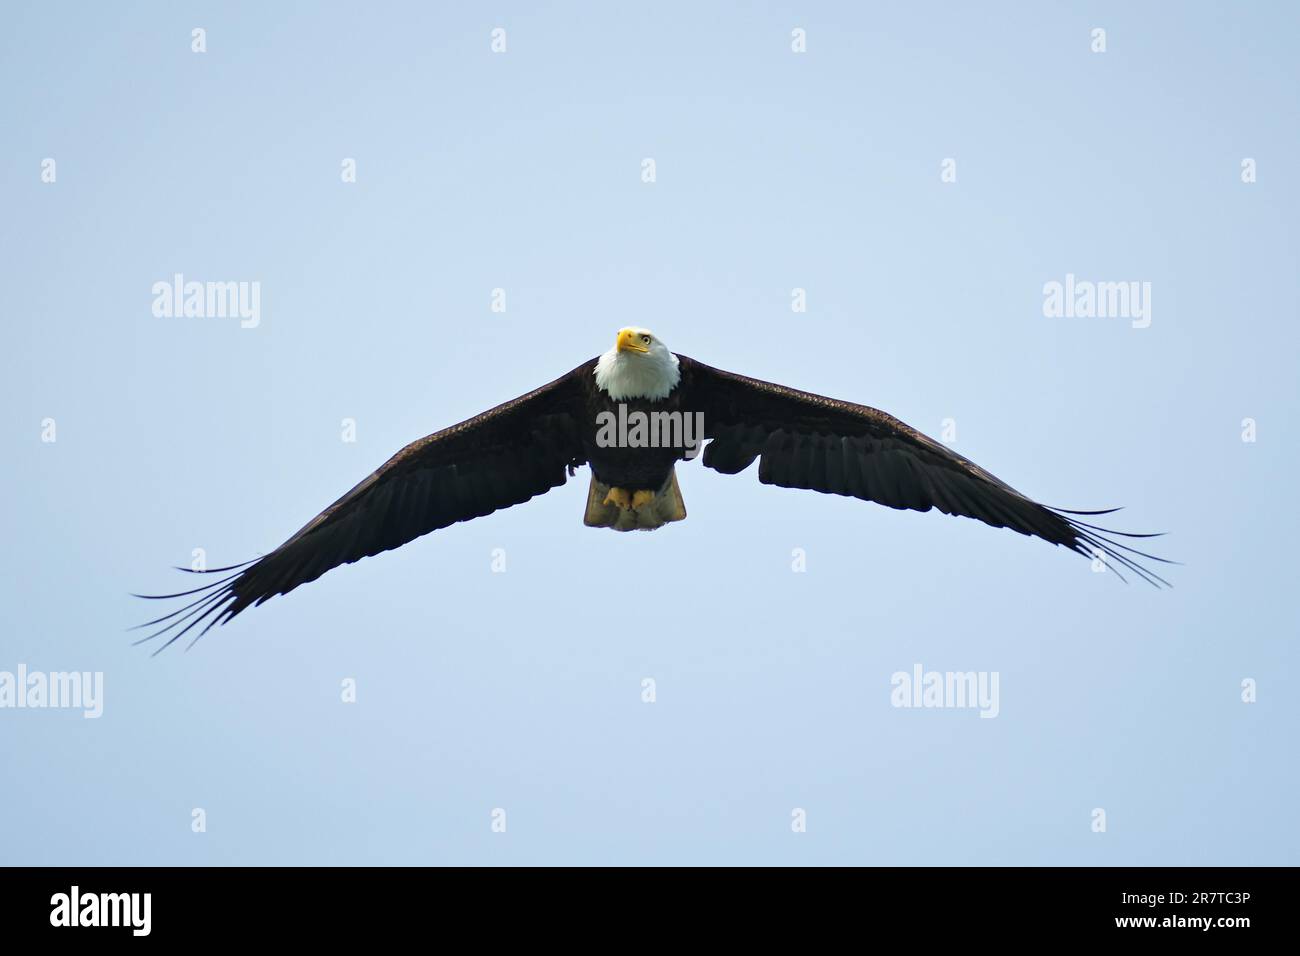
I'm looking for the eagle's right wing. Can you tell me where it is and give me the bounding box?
[135,359,596,651]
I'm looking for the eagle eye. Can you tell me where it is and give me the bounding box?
[641,334,651,345]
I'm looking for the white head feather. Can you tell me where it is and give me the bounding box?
[594,327,681,401]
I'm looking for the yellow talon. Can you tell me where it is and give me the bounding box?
[630,490,656,511]
[603,487,633,510]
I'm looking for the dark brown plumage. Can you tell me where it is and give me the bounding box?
[135,349,1170,652]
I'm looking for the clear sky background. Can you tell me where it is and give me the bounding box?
[2,2,1296,865]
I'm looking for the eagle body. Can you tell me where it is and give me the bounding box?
[136,327,1170,651]
[582,365,691,493]
[581,357,698,531]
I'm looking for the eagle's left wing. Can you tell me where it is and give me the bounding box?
[678,355,1171,586]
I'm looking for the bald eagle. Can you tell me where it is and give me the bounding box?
[137,327,1170,650]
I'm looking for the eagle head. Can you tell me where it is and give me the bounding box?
[595,327,681,401]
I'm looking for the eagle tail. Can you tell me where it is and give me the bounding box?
[584,469,686,532]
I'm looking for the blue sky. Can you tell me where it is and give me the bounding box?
[1,1,1296,865]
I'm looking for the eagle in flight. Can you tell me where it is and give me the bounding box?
[137,327,1170,651]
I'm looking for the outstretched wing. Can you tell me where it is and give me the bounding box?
[679,355,1171,586]
[136,360,595,651]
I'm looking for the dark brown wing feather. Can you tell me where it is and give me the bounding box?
[135,360,595,651]
[678,355,1171,585]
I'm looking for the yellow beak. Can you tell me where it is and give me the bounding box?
[616,328,649,353]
